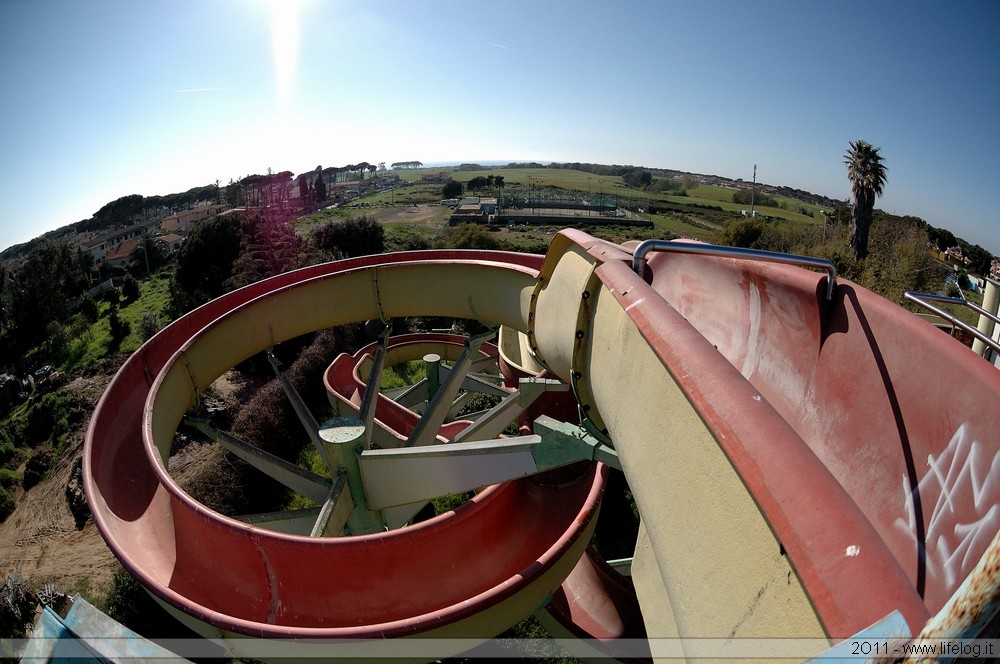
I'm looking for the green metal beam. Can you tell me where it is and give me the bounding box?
[185,418,331,504]
[359,415,618,509]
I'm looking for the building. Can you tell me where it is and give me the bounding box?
[448,197,497,225]
[156,233,185,254]
[420,172,453,184]
[104,238,142,268]
[160,204,228,234]
[78,219,161,261]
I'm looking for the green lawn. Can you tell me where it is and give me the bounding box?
[299,166,841,249]
[63,275,172,371]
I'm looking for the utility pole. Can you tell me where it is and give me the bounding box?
[750,164,757,218]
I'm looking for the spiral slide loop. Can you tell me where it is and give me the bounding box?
[84,250,607,658]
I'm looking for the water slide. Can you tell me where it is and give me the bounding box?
[84,230,1000,661]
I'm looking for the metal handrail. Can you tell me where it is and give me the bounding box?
[904,292,1000,356]
[631,240,838,300]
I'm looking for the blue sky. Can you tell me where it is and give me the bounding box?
[1,0,998,254]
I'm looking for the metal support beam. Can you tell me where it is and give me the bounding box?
[185,418,331,505]
[361,436,541,509]
[424,354,441,400]
[319,417,385,535]
[404,330,495,447]
[386,378,429,408]
[449,378,569,445]
[359,327,391,449]
[310,472,353,537]
[266,350,330,467]
[237,508,323,536]
[436,364,510,398]
[360,415,618,509]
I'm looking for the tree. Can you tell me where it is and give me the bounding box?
[226,178,245,207]
[5,243,86,362]
[927,226,957,253]
[733,190,777,207]
[717,218,769,249]
[133,233,166,277]
[314,166,327,204]
[467,176,489,193]
[297,173,310,205]
[226,212,302,291]
[844,139,887,259]
[170,216,242,315]
[107,301,131,350]
[491,175,505,201]
[622,169,652,188]
[310,216,385,259]
[121,275,140,303]
[0,265,8,336]
[442,181,463,199]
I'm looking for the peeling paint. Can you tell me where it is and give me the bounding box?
[252,537,281,625]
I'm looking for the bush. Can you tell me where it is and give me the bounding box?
[101,287,121,305]
[121,275,140,303]
[0,485,14,523]
[16,392,71,448]
[138,312,161,341]
[0,468,22,489]
[0,428,14,466]
[732,190,777,207]
[78,294,100,323]
[108,305,131,349]
[434,223,510,251]
[310,215,385,259]
[22,449,52,489]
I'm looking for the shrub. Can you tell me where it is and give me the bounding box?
[0,485,14,523]
[0,468,23,489]
[310,215,385,258]
[103,567,179,638]
[78,293,100,322]
[434,223,509,251]
[138,312,161,342]
[22,449,52,489]
[121,275,140,303]
[108,305,131,349]
[0,428,14,466]
[17,392,71,448]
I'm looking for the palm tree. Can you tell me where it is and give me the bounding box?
[844,139,887,259]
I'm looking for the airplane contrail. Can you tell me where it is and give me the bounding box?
[176,87,228,94]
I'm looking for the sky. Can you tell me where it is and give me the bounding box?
[1,0,999,255]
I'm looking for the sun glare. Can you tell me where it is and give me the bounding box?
[269,0,302,109]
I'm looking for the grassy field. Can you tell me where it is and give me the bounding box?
[396,167,826,228]
[295,166,843,255]
[63,275,172,371]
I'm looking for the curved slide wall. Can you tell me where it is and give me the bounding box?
[85,250,606,657]
[85,233,1000,659]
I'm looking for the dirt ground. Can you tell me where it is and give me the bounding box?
[375,203,448,225]
[0,369,251,601]
[0,375,120,599]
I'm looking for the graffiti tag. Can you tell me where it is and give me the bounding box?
[896,424,1000,591]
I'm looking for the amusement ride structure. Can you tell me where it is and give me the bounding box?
[82,229,1000,661]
